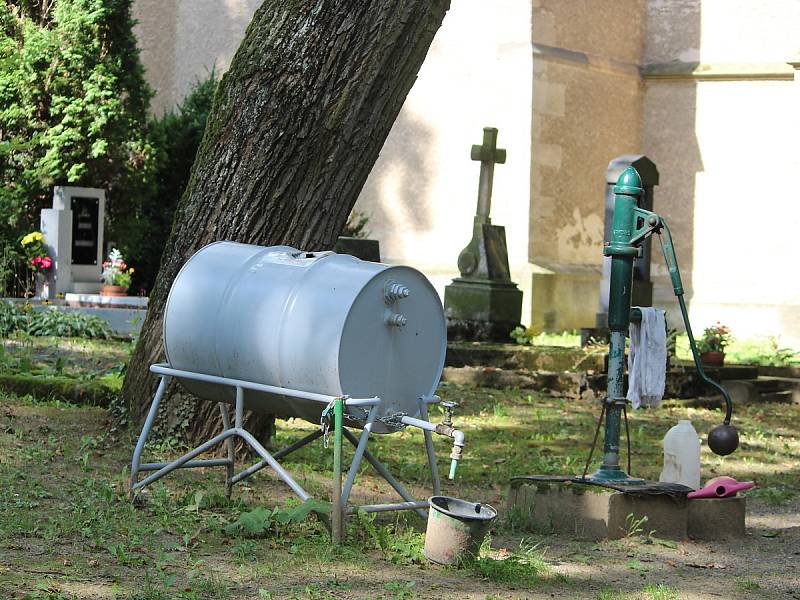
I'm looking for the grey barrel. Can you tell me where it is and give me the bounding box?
[163,242,446,432]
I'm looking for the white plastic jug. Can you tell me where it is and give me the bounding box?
[659,420,701,490]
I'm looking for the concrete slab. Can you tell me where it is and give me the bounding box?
[688,496,746,540]
[65,293,148,309]
[509,480,688,540]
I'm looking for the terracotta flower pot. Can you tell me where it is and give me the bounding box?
[700,351,725,367]
[101,284,128,297]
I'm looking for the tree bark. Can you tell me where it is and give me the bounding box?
[121,0,450,446]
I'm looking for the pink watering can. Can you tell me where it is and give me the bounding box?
[688,476,754,499]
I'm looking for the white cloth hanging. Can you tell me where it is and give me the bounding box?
[627,307,667,409]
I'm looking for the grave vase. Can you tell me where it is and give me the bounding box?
[700,351,725,367]
[35,272,50,301]
[101,284,128,297]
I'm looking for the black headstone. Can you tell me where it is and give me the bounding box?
[585,155,660,342]
[70,196,99,265]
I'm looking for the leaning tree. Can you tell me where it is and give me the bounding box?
[121,0,451,445]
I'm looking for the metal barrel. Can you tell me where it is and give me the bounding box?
[163,242,446,431]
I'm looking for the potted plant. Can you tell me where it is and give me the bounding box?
[21,231,53,299]
[101,248,134,297]
[697,323,732,366]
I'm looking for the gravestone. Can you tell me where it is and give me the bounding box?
[597,156,659,327]
[334,236,381,262]
[40,186,106,296]
[581,156,659,345]
[444,127,522,341]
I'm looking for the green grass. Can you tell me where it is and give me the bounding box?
[467,539,548,586]
[641,584,680,600]
[675,333,799,366]
[511,327,799,368]
[595,584,679,600]
[2,336,800,598]
[526,331,582,347]
[735,576,762,591]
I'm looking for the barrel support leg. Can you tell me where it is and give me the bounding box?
[332,397,344,544]
[219,402,235,498]
[234,386,244,429]
[342,429,428,519]
[340,406,379,510]
[130,376,171,498]
[231,430,323,485]
[419,398,441,496]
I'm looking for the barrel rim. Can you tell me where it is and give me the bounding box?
[428,495,498,522]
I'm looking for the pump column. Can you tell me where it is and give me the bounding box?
[590,167,645,483]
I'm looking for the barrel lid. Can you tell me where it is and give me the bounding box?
[337,264,446,423]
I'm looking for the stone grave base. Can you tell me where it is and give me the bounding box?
[509,480,746,541]
[444,278,522,342]
[65,293,148,309]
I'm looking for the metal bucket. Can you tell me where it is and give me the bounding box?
[424,496,497,565]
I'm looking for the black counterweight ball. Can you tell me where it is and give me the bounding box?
[708,423,739,456]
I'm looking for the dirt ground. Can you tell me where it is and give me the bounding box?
[1,380,798,599]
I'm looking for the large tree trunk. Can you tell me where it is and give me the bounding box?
[122,0,450,446]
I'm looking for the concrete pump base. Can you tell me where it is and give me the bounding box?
[508,480,689,540]
[687,496,746,540]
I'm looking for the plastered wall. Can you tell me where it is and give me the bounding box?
[642,0,800,346]
[133,0,263,115]
[355,0,534,320]
[529,0,646,331]
[134,0,535,323]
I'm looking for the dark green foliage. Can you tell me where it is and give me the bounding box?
[224,499,331,537]
[115,73,218,293]
[0,301,110,338]
[340,210,371,239]
[0,371,117,406]
[0,0,152,272]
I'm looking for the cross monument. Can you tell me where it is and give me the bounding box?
[444,127,523,341]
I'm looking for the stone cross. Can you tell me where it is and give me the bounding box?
[470,127,506,223]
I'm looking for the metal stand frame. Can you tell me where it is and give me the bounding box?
[130,363,443,542]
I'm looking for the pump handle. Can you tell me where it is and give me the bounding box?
[656,221,739,456]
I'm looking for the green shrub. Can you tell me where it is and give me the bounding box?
[115,73,218,293]
[0,0,153,282]
[0,301,26,334]
[0,301,110,338]
[340,210,371,238]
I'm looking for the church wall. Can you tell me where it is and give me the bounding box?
[354,0,535,323]
[642,0,800,346]
[529,0,647,332]
[133,0,263,115]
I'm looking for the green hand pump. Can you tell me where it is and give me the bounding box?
[587,166,739,484]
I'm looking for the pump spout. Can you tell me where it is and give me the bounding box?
[447,429,465,479]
